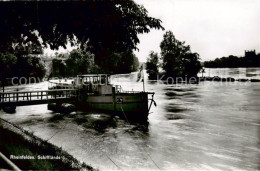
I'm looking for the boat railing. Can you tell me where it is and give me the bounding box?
[121,91,143,94]
[114,84,155,94]
[0,89,77,103]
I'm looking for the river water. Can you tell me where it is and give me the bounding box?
[1,68,260,170]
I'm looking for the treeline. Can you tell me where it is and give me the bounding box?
[146,31,202,80]
[204,54,260,68]
[51,50,140,78]
[0,55,46,85]
[0,46,140,84]
[0,43,46,86]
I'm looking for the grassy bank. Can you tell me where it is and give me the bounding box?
[0,119,94,170]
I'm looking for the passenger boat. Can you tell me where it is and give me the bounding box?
[48,74,156,120]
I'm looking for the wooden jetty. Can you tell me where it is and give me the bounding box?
[0,89,76,108]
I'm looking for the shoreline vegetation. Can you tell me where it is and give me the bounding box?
[51,49,140,78]
[0,49,141,87]
[146,31,202,82]
[0,118,94,170]
[145,31,259,81]
[0,55,46,87]
[204,50,260,68]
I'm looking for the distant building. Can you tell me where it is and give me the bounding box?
[245,50,256,59]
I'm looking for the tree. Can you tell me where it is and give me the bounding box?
[17,55,46,79]
[103,52,122,74]
[104,51,139,74]
[146,51,159,80]
[52,59,66,78]
[119,51,135,73]
[182,53,202,77]
[160,31,201,78]
[0,1,164,69]
[51,50,102,77]
[0,41,45,90]
[66,49,95,76]
[0,53,17,91]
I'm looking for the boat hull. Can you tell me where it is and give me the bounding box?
[77,92,149,120]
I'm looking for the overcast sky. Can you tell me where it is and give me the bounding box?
[134,0,260,62]
[45,0,260,62]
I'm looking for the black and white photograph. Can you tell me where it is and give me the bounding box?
[0,0,260,170]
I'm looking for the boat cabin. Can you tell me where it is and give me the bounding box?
[75,74,113,95]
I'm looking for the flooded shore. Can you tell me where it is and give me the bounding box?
[1,68,260,170]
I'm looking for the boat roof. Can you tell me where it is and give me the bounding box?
[49,79,74,85]
[77,74,110,77]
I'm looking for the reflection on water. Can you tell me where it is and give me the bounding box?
[1,68,260,170]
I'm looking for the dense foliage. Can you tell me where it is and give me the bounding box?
[52,50,140,77]
[159,31,201,78]
[146,51,159,80]
[51,49,100,77]
[0,53,17,81]
[204,54,260,68]
[112,51,140,74]
[0,41,46,86]
[0,54,46,83]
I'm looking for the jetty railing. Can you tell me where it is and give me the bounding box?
[0,89,77,106]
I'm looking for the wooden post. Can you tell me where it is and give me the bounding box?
[142,64,145,92]
[112,87,116,115]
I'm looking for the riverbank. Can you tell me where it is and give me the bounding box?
[0,118,94,170]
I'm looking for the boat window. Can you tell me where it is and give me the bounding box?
[77,75,110,86]
[101,77,106,85]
